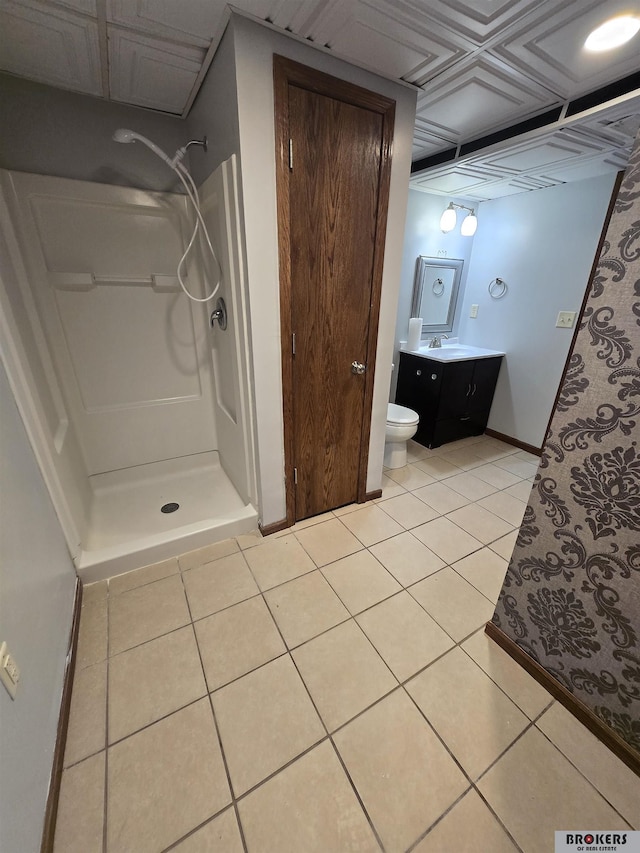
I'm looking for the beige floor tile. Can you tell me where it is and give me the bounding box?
[332,501,374,517]
[321,550,401,614]
[336,504,404,546]
[369,531,445,587]
[504,479,535,502]
[109,574,191,655]
[489,529,519,560]
[183,552,259,619]
[413,456,463,480]
[357,592,454,682]
[514,450,540,463]
[264,570,349,648]
[108,625,207,742]
[243,533,316,589]
[377,491,439,529]
[411,517,483,564]
[439,446,486,470]
[410,567,495,642]
[493,457,539,479]
[469,444,517,463]
[107,699,230,853]
[447,503,514,544]
[471,463,522,489]
[407,647,528,779]
[64,661,106,767]
[478,728,631,853]
[461,629,552,720]
[537,703,640,828]
[171,808,244,852]
[412,481,469,514]
[413,789,517,853]
[195,596,285,691]
[82,580,107,607]
[334,689,468,853]
[479,492,527,526]
[444,471,498,501]
[292,620,397,731]
[294,518,363,567]
[385,463,437,490]
[178,538,240,571]
[375,474,407,501]
[452,548,508,603]
[76,600,108,669]
[211,655,325,795]
[235,529,264,549]
[238,741,379,853]
[109,556,179,595]
[54,752,105,853]
[407,439,433,462]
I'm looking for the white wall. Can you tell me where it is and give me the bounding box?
[0,73,189,193]
[0,358,77,853]
[231,16,416,524]
[393,188,476,397]
[459,172,616,448]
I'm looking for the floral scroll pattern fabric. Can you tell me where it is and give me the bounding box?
[492,133,640,755]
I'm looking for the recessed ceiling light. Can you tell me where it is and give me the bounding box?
[584,15,640,51]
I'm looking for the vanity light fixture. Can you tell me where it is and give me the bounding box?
[585,15,640,51]
[439,202,478,236]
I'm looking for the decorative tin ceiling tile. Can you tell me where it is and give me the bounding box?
[108,26,205,114]
[494,0,640,98]
[0,0,102,95]
[415,55,556,142]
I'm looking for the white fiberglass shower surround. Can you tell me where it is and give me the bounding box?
[0,155,258,582]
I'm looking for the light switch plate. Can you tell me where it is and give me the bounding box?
[0,641,20,700]
[470,304,479,318]
[556,311,576,328]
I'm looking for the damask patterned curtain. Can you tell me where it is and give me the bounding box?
[491,131,640,756]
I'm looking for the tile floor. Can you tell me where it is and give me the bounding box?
[55,435,640,853]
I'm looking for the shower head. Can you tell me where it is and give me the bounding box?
[112,128,173,166]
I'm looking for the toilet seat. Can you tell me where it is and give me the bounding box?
[387,403,419,425]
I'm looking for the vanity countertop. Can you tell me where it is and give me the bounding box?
[401,341,506,363]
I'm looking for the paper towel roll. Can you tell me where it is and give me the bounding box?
[407,317,422,351]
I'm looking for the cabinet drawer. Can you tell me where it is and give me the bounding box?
[396,353,442,411]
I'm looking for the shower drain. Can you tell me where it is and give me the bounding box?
[161,502,180,514]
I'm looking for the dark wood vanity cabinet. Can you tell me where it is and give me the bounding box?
[395,352,503,448]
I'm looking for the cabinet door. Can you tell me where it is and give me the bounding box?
[438,361,474,420]
[395,353,443,446]
[468,358,502,414]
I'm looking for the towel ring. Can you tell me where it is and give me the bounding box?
[432,277,444,296]
[488,277,508,299]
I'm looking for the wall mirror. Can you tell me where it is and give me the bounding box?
[411,257,463,333]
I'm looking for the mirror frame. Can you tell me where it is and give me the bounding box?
[411,256,463,333]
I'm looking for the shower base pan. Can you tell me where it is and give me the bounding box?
[75,451,258,583]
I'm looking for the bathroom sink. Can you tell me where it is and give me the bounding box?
[413,343,505,362]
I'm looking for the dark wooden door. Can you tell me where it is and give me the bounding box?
[289,84,383,519]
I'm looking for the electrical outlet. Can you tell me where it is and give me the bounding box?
[556,311,577,328]
[0,641,20,700]
[470,304,479,318]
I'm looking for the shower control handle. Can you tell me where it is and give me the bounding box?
[351,361,366,375]
[210,297,227,331]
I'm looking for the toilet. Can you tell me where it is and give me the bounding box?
[384,403,420,468]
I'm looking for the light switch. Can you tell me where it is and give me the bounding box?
[556,311,576,328]
[470,304,479,318]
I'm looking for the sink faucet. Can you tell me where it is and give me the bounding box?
[428,334,449,349]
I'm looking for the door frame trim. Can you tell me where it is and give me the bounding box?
[274,55,396,525]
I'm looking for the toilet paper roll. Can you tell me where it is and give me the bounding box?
[407,317,422,351]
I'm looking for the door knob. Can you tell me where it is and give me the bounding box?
[351,361,366,375]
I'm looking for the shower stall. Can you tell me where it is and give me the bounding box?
[0,153,258,583]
